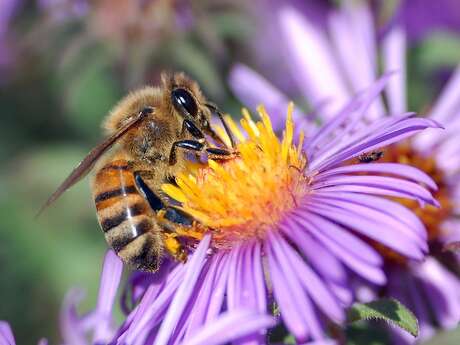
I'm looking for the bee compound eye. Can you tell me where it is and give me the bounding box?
[171,88,198,117]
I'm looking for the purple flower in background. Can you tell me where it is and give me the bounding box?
[395,0,460,41]
[246,0,332,96]
[230,1,460,343]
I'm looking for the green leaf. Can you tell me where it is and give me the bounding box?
[347,298,419,337]
[346,322,390,345]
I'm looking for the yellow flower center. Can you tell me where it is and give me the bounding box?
[162,104,308,249]
[384,142,453,242]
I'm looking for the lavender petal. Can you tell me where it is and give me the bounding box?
[308,194,427,248]
[277,230,344,323]
[184,254,225,338]
[301,203,425,260]
[93,250,123,344]
[313,191,426,242]
[154,234,211,345]
[382,25,407,114]
[0,321,15,345]
[269,233,324,340]
[121,264,186,344]
[182,310,275,345]
[287,216,386,284]
[266,237,310,341]
[279,6,350,119]
[228,64,307,131]
[312,175,437,207]
[315,163,437,190]
[279,220,347,284]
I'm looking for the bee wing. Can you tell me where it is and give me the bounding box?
[37,110,149,217]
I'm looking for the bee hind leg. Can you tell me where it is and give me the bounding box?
[163,206,194,226]
[158,206,197,263]
[163,233,188,263]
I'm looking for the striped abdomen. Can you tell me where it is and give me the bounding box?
[92,159,163,272]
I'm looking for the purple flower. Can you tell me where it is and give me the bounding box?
[59,250,123,345]
[397,0,460,41]
[0,321,48,345]
[229,1,460,343]
[109,72,440,344]
[0,322,16,345]
[57,249,274,345]
[386,258,460,344]
[246,0,332,96]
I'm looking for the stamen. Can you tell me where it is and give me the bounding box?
[162,105,308,249]
[384,143,453,242]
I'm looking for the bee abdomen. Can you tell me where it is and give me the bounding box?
[106,215,162,272]
[118,223,163,272]
[100,202,145,232]
[93,159,162,271]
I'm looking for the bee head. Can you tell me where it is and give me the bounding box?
[163,72,212,131]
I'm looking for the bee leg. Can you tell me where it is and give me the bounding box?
[183,118,236,158]
[183,119,205,140]
[205,147,237,161]
[169,139,236,165]
[164,206,194,226]
[133,172,166,212]
[135,171,195,227]
[158,206,197,263]
[205,103,236,148]
[169,139,205,165]
[163,233,187,263]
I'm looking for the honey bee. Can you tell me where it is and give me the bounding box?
[39,72,235,272]
[358,150,384,163]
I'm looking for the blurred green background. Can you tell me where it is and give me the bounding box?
[1,0,459,344]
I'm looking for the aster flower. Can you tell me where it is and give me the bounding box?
[109,74,440,344]
[229,1,460,343]
[0,321,48,345]
[57,249,274,345]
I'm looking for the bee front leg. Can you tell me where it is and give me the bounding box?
[168,139,236,166]
[170,119,237,165]
[169,139,205,165]
[204,102,236,149]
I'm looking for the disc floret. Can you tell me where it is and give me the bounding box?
[163,104,308,249]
